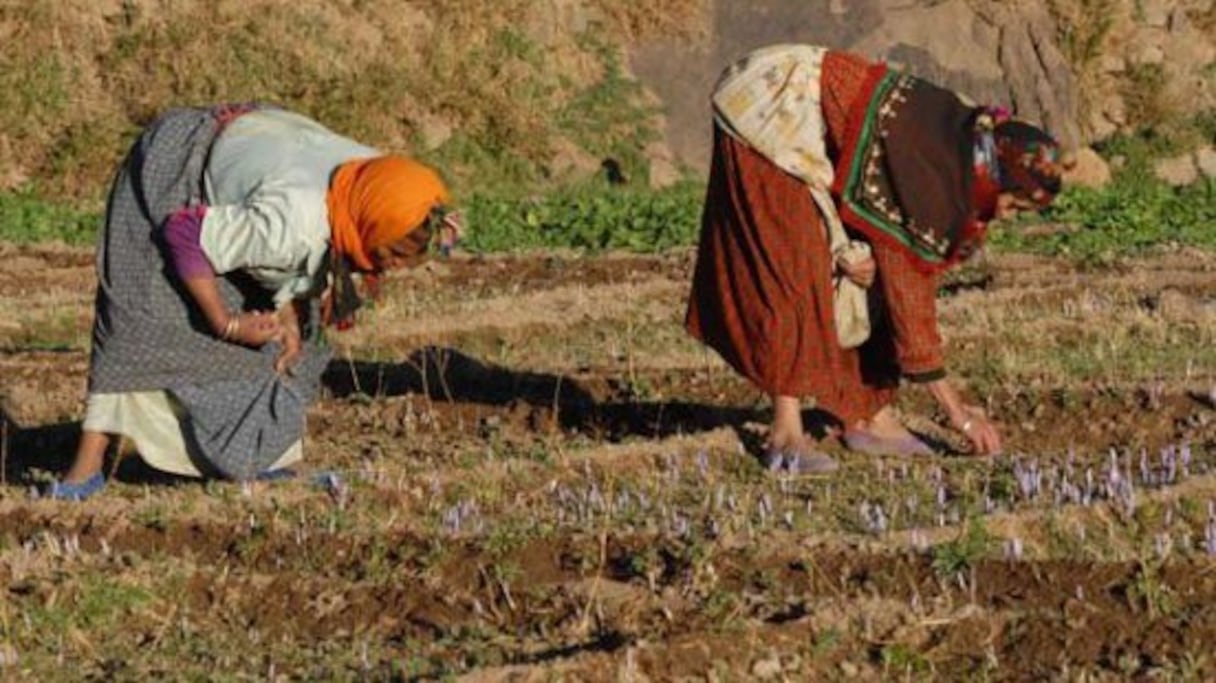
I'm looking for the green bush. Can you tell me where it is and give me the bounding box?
[0,189,99,245]
[989,175,1216,263]
[462,181,703,253]
[4,135,1215,264]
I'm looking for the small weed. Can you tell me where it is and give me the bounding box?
[0,188,98,245]
[701,588,743,630]
[133,504,169,532]
[812,628,842,656]
[1127,559,1176,618]
[1048,0,1117,69]
[932,517,994,577]
[880,643,932,676]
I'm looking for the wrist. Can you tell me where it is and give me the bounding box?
[215,310,240,341]
[208,312,229,337]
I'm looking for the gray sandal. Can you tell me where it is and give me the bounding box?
[762,449,839,474]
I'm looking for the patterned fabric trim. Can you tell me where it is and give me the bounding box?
[833,69,944,269]
[831,67,974,274]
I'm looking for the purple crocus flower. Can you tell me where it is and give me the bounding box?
[1107,450,1121,493]
[1205,520,1216,557]
[1004,537,1023,561]
[443,504,463,533]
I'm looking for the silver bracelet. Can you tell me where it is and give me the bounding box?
[221,312,240,341]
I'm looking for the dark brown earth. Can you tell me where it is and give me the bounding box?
[1,243,1214,679]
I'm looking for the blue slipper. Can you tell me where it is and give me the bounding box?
[47,472,106,501]
[255,468,297,482]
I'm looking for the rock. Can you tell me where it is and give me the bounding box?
[1087,113,1119,142]
[644,140,682,189]
[545,137,601,181]
[1098,54,1126,74]
[1196,146,1216,179]
[1136,43,1165,65]
[1167,8,1190,34]
[1089,114,1113,142]
[414,114,453,152]
[1163,35,1216,82]
[1154,153,1199,187]
[751,654,783,679]
[1064,147,1112,188]
[1140,0,1170,28]
[631,0,1084,171]
[1154,288,1203,321]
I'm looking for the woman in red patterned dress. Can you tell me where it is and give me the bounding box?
[686,46,1068,472]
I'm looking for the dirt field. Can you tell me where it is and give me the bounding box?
[1,242,1215,680]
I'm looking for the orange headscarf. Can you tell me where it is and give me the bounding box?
[327,155,450,271]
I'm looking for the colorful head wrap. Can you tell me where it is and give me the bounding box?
[326,155,451,272]
[988,115,1063,208]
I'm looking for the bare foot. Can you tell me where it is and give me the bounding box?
[61,431,109,484]
[61,451,104,484]
[767,430,821,456]
[856,406,916,441]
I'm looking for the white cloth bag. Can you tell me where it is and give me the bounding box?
[711,44,871,348]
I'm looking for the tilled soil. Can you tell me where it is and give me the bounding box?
[1,243,1214,680]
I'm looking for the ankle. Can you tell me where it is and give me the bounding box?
[769,430,814,452]
[63,453,105,484]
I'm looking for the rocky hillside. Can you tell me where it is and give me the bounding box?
[1,0,1212,203]
[631,0,1215,177]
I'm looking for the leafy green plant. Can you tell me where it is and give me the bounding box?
[931,517,994,577]
[0,188,99,244]
[989,176,1216,263]
[463,181,701,253]
[1128,559,1176,618]
[880,643,932,676]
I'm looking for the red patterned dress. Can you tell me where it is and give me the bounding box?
[686,50,997,427]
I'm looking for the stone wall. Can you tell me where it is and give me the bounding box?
[626,0,1215,175]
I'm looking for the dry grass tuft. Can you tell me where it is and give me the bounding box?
[0,0,701,203]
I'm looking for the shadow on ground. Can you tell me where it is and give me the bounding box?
[324,346,768,443]
[2,347,776,485]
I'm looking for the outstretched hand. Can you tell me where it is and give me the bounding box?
[953,404,1002,456]
[272,303,303,375]
[274,325,303,376]
[225,311,281,348]
[839,255,876,288]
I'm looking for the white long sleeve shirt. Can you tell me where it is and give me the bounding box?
[199,109,378,304]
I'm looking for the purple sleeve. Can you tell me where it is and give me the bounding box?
[164,205,214,279]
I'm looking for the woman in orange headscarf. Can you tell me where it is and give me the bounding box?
[50,105,460,499]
